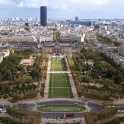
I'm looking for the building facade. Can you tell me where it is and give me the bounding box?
[40,6,47,26]
[75,16,78,22]
[41,41,82,54]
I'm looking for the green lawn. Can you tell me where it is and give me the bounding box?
[51,59,66,71]
[49,58,73,98]
[49,73,73,98]
[49,88,73,98]
[49,74,70,87]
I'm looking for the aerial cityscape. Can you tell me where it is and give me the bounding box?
[0,0,124,124]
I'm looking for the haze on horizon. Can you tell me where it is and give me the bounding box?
[0,0,124,19]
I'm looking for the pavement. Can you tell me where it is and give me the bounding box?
[44,57,51,99]
[48,71,71,73]
[42,117,86,124]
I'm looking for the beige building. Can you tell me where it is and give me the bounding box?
[41,41,81,54]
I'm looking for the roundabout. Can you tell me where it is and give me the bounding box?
[37,105,86,112]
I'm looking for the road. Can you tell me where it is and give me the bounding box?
[2,100,124,124]
[0,100,105,119]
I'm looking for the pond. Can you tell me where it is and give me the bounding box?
[37,105,86,112]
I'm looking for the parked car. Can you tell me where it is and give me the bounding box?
[66,113,74,117]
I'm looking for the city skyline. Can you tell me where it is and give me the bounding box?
[0,0,124,19]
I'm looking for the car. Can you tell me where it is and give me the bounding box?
[66,113,74,117]
[0,107,6,114]
[74,103,78,105]
[0,108,3,111]
[9,105,13,107]
[1,111,6,114]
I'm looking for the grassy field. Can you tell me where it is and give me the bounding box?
[49,58,73,98]
[51,59,66,71]
[49,73,73,98]
[49,88,72,98]
[49,74,70,87]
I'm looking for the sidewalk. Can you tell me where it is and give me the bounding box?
[44,57,51,99]
[42,117,86,124]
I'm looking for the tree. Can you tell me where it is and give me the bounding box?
[82,77,90,83]
[1,68,12,81]
[0,72,2,81]
[113,74,124,84]
[30,69,40,81]
[105,70,114,78]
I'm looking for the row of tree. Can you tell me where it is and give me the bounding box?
[84,107,118,124]
[11,91,37,102]
[101,117,124,124]
[0,83,37,99]
[0,117,21,124]
[7,107,41,124]
[96,34,120,46]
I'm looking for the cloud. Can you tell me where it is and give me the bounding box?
[0,0,13,4]
[1,0,124,19]
[1,0,124,12]
[16,0,109,10]
[18,1,25,7]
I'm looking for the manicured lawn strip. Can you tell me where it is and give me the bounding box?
[50,74,70,87]
[49,73,73,98]
[49,58,73,98]
[37,105,86,112]
[51,59,66,71]
[52,88,71,98]
[49,87,73,98]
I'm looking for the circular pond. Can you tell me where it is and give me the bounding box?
[37,105,86,112]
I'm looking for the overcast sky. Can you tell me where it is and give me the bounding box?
[0,0,124,19]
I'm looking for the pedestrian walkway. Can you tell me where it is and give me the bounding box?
[42,117,86,124]
[44,57,51,99]
[48,71,71,74]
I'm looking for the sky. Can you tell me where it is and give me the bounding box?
[0,0,124,19]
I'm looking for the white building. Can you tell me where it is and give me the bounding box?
[37,35,53,42]
[2,50,10,57]
[0,50,10,63]
[61,35,84,42]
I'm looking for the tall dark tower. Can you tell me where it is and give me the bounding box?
[40,6,47,26]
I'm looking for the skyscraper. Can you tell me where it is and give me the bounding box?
[75,16,78,22]
[40,6,47,26]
